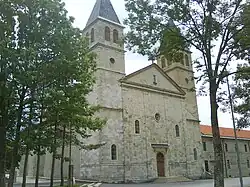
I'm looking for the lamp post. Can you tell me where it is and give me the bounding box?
[226,75,243,187]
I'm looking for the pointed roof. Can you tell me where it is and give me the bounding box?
[86,0,121,27]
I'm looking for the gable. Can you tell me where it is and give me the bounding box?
[120,64,185,96]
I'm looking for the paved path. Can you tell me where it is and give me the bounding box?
[12,177,250,187]
[13,177,101,187]
[102,177,250,187]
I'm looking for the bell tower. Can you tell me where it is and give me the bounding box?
[83,0,125,74]
[156,20,199,120]
[81,0,126,181]
[83,0,126,109]
[157,51,199,120]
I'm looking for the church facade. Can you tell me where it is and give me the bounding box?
[19,0,205,183]
[79,0,203,182]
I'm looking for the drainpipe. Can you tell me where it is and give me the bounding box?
[146,137,149,179]
[121,89,126,183]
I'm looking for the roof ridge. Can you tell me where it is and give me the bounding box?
[200,124,249,131]
[200,125,250,139]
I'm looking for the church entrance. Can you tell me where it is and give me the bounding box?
[156,152,165,177]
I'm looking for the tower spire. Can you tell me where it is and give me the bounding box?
[86,0,121,27]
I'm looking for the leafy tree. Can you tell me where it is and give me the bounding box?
[233,65,250,128]
[232,5,250,126]
[0,1,105,187]
[124,0,250,186]
[0,1,20,185]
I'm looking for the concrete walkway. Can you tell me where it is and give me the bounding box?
[14,177,102,187]
[101,177,250,187]
[15,177,59,184]
[13,177,250,187]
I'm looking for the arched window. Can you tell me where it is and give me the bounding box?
[86,32,89,44]
[180,53,184,65]
[203,142,207,151]
[247,160,250,168]
[111,144,117,160]
[113,29,118,43]
[245,144,248,152]
[225,143,228,152]
[91,28,95,42]
[227,160,231,169]
[135,120,140,134]
[193,148,197,160]
[167,56,172,66]
[161,57,166,68]
[185,54,189,66]
[105,26,110,41]
[175,125,180,137]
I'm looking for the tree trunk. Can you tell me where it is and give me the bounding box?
[50,123,58,187]
[21,146,29,187]
[36,104,44,187]
[210,84,224,187]
[8,90,25,187]
[60,126,66,186]
[0,124,6,187]
[50,151,56,187]
[0,62,7,187]
[35,147,41,187]
[0,102,6,187]
[22,88,34,187]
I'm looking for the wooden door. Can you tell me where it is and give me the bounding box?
[157,152,165,177]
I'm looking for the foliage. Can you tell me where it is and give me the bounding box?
[233,65,250,128]
[0,0,105,186]
[124,0,250,187]
[232,4,250,128]
[234,5,250,61]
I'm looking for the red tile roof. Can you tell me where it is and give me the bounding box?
[200,125,250,139]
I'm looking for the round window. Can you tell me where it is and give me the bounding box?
[110,58,115,64]
[155,113,160,122]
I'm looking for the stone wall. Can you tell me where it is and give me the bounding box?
[121,74,203,182]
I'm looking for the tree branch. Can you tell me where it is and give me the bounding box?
[216,50,234,85]
[219,68,250,82]
[215,0,243,76]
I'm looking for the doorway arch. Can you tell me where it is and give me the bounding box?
[156,152,165,177]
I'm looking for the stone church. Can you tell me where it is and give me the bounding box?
[20,0,204,183]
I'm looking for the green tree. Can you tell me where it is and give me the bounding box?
[124,0,250,186]
[233,65,250,128]
[0,1,105,187]
[0,1,20,185]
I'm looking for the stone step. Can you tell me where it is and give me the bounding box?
[154,176,192,183]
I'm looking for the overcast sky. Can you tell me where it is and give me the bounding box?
[62,0,236,128]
